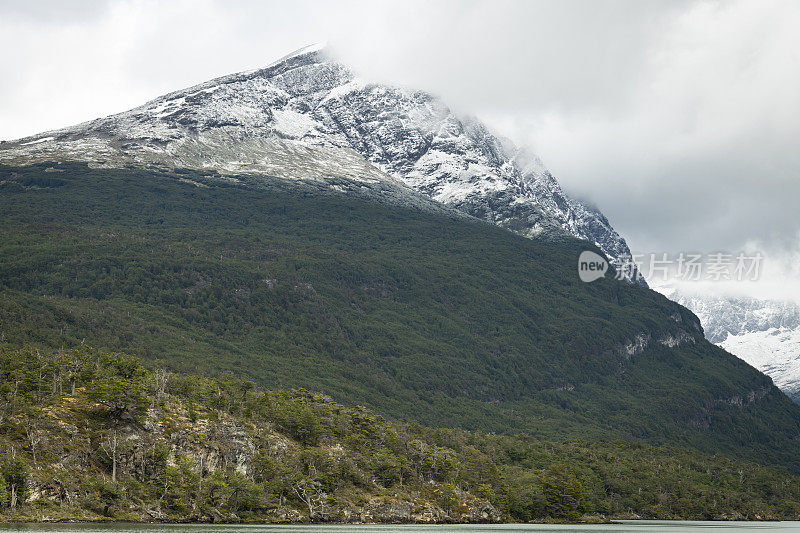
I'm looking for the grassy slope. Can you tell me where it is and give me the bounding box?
[1,162,799,472]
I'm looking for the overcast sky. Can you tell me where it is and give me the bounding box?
[1,0,798,299]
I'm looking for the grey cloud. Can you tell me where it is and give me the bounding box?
[0,0,797,298]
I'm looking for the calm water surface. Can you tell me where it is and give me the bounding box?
[1,523,799,533]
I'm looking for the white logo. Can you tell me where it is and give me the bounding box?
[578,251,608,282]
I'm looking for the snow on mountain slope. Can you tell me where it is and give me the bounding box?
[0,45,639,280]
[659,286,800,401]
[721,328,800,400]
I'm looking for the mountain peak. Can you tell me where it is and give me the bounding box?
[0,44,642,283]
[272,42,329,64]
[246,41,334,80]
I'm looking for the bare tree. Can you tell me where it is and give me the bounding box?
[51,350,64,396]
[35,349,47,407]
[100,429,119,483]
[153,367,169,408]
[293,478,329,520]
[25,422,42,469]
[4,447,26,510]
[68,351,81,395]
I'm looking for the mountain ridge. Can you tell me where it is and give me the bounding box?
[0,45,642,283]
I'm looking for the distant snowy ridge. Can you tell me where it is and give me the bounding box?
[659,286,800,402]
[0,45,640,282]
[720,327,800,400]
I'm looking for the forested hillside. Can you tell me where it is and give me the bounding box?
[1,162,800,474]
[2,344,799,523]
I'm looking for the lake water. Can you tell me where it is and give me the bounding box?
[1,523,799,533]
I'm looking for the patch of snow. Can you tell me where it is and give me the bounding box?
[319,77,367,104]
[721,327,800,396]
[20,136,54,146]
[271,109,318,138]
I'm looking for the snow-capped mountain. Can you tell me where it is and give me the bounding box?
[660,287,800,402]
[0,44,638,280]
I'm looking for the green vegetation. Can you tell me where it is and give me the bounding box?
[1,344,800,522]
[1,162,800,475]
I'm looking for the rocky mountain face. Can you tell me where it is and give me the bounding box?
[0,350,501,523]
[0,44,640,282]
[660,286,800,402]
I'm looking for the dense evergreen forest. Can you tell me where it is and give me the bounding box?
[1,162,800,478]
[2,344,800,523]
